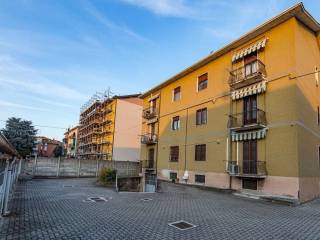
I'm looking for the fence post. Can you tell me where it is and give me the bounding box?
[77,159,81,177]
[17,159,22,175]
[96,159,99,177]
[56,157,61,178]
[2,161,11,216]
[0,161,9,216]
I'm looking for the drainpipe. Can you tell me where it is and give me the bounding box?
[155,91,162,177]
[183,108,189,184]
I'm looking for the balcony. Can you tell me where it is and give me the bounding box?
[143,107,158,120]
[228,109,266,131]
[140,160,155,170]
[227,160,267,178]
[141,134,158,144]
[229,60,266,89]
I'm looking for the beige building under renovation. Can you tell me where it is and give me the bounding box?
[78,93,142,162]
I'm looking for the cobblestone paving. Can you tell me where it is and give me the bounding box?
[1,178,320,240]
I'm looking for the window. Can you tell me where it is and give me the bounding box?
[244,52,258,76]
[172,116,180,130]
[173,87,181,101]
[195,174,205,184]
[195,144,206,161]
[196,108,207,125]
[170,172,177,180]
[198,73,208,91]
[170,146,179,162]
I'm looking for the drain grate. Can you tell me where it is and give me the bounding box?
[141,198,152,202]
[168,220,196,231]
[63,185,74,188]
[85,197,108,203]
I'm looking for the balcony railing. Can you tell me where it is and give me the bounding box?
[140,160,155,169]
[228,109,266,130]
[141,134,158,144]
[143,107,158,120]
[229,60,266,89]
[227,160,267,177]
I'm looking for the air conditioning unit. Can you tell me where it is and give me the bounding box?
[228,164,239,175]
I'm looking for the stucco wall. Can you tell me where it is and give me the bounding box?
[113,98,143,162]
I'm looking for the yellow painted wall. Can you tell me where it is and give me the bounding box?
[293,19,320,191]
[141,16,319,197]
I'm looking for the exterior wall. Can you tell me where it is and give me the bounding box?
[294,19,320,201]
[113,98,143,162]
[140,92,160,164]
[64,127,79,157]
[154,18,301,197]
[140,10,320,202]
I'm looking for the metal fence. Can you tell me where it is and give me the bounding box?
[0,159,21,216]
[25,157,140,178]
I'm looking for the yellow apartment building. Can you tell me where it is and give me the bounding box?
[64,126,79,158]
[79,93,142,162]
[140,3,320,202]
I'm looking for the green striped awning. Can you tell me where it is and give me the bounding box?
[231,129,267,142]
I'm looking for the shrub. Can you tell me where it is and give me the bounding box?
[98,168,116,185]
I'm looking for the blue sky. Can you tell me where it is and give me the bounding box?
[0,0,319,140]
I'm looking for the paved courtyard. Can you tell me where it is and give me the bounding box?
[1,178,320,240]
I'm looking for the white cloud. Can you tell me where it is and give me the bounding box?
[120,0,194,17]
[0,100,54,112]
[82,0,150,42]
[0,56,87,101]
[30,96,76,108]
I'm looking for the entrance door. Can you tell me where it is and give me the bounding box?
[145,173,156,192]
[148,148,155,169]
[243,95,257,125]
[243,140,257,175]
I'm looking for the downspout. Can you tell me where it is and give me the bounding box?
[155,91,162,177]
[228,71,234,190]
[183,108,189,183]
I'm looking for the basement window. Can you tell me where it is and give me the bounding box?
[195,174,205,184]
[169,172,177,180]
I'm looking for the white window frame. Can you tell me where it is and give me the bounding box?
[171,116,180,130]
[197,73,208,92]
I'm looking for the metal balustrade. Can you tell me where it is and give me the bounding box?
[142,107,158,120]
[229,60,266,89]
[226,160,267,177]
[0,159,21,216]
[228,109,266,130]
[141,134,158,144]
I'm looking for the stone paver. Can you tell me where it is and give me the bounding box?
[1,178,320,240]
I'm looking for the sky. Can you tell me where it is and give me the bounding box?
[0,0,319,140]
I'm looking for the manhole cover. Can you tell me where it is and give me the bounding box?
[168,221,196,230]
[141,198,152,201]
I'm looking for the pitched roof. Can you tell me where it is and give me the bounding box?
[141,2,320,98]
